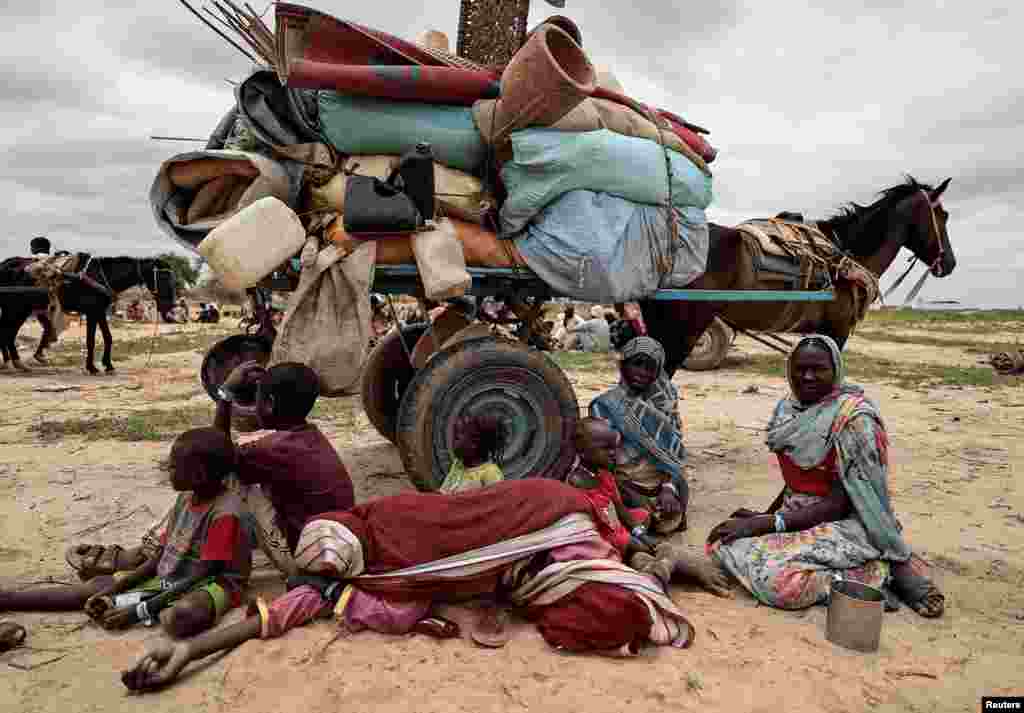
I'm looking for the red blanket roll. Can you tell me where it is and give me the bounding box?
[286,62,501,105]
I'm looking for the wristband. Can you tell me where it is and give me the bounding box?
[631,525,647,538]
[774,512,786,533]
[136,601,151,623]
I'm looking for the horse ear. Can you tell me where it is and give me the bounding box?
[930,178,951,201]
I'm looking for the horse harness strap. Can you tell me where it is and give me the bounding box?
[919,189,945,273]
[736,219,880,331]
[63,255,115,299]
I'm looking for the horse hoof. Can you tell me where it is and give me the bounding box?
[104,367,115,374]
[86,367,99,375]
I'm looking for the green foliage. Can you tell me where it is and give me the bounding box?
[157,252,201,288]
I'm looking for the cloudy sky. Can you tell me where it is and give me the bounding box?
[1,1,1020,306]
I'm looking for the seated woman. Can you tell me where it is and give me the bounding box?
[589,336,689,535]
[707,335,945,616]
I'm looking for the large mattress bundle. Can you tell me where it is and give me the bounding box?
[152,2,721,304]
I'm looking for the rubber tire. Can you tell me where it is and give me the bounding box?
[683,318,733,371]
[395,337,578,492]
[361,322,430,443]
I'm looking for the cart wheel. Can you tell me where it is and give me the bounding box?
[395,337,578,491]
[361,323,429,443]
[683,318,733,371]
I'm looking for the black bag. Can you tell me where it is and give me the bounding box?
[343,174,420,235]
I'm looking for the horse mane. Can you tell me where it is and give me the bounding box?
[821,175,934,255]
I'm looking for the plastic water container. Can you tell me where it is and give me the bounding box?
[411,218,470,300]
[199,196,306,291]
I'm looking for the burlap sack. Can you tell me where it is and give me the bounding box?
[269,238,376,396]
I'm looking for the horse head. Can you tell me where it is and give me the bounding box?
[827,176,957,279]
[907,178,955,277]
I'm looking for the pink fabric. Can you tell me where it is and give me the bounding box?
[250,585,329,639]
[342,587,429,634]
[249,584,430,638]
[548,539,621,563]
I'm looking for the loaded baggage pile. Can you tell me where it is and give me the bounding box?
[150,1,719,390]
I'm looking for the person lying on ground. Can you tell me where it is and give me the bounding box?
[121,474,729,692]
[567,306,611,352]
[439,414,507,493]
[2,429,253,636]
[589,336,689,535]
[707,335,945,616]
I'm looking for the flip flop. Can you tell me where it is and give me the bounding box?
[890,562,945,618]
[65,544,125,581]
[470,605,510,649]
[0,621,27,653]
[412,617,461,640]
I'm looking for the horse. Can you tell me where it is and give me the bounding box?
[639,176,956,376]
[0,255,178,374]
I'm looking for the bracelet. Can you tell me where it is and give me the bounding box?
[217,386,235,403]
[631,525,647,538]
[774,512,786,533]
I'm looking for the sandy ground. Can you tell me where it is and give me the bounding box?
[1,319,1022,713]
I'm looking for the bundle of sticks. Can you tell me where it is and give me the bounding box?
[178,0,276,67]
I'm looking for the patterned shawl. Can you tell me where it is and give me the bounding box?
[766,335,911,561]
[589,337,686,477]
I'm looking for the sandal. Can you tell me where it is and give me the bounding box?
[470,605,510,649]
[65,544,127,581]
[412,617,461,640]
[891,559,945,618]
[0,621,27,653]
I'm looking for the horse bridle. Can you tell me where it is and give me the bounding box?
[918,189,946,276]
[881,189,947,301]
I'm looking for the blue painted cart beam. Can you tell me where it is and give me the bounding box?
[371,265,835,302]
[649,289,834,302]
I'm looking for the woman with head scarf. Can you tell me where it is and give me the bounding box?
[707,335,944,616]
[589,336,689,535]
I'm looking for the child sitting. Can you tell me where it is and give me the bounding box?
[566,418,730,595]
[439,414,506,494]
[565,418,658,561]
[0,428,253,638]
